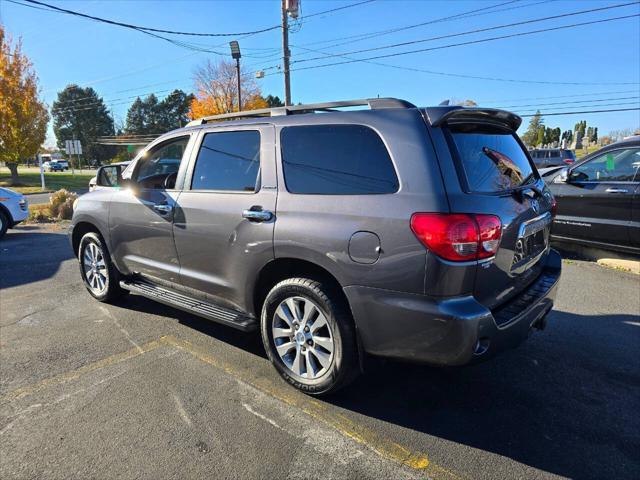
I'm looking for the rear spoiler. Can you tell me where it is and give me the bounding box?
[423,106,522,131]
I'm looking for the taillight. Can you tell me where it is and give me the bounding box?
[551,197,558,217]
[563,159,573,165]
[410,213,502,262]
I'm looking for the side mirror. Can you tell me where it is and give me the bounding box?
[553,168,568,184]
[96,165,123,188]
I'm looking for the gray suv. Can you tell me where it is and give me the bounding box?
[70,98,561,395]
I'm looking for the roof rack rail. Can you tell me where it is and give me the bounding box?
[186,97,416,126]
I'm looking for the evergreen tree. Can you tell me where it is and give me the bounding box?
[521,111,544,146]
[52,85,115,163]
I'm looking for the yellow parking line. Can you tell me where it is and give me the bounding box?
[0,339,161,402]
[160,335,463,479]
[1,334,463,479]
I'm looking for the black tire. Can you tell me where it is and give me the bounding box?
[78,232,127,302]
[260,277,359,395]
[0,210,8,239]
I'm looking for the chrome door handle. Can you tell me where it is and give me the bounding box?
[153,204,173,214]
[605,188,629,194]
[242,209,273,222]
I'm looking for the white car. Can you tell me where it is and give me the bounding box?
[0,187,29,239]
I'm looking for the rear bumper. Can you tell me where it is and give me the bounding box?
[344,249,561,365]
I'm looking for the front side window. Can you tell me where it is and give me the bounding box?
[571,148,640,182]
[134,137,189,189]
[280,125,398,195]
[448,126,535,192]
[191,131,261,192]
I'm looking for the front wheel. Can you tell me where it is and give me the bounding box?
[261,278,359,395]
[78,232,126,302]
[0,210,8,239]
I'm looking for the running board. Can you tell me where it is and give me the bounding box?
[120,279,257,332]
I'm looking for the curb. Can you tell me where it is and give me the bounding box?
[596,258,640,275]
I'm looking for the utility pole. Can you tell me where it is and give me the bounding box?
[229,41,242,111]
[281,0,291,106]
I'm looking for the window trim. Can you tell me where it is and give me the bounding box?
[278,123,400,196]
[185,128,263,194]
[569,146,640,184]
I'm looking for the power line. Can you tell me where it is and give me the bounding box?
[296,0,534,48]
[300,0,377,20]
[520,107,640,117]
[289,41,635,87]
[293,2,640,65]
[498,96,640,109]
[513,101,640,113]
[479,89,640,103]
[16,0,281,37]
[274,14,640,84]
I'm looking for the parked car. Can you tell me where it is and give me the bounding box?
[43,160,64,172]
[88,161,131,191]
[56,159,70,170]
[0,187,28,239]
[545,137,640,255]
[70,99,561,395]
[529,148,576,168]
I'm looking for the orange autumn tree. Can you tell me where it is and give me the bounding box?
[0,26,49,183]
[189,59,268,119]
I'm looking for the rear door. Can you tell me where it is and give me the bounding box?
[431,119,554,309]
[172,125,277,313]
[553,147,639,247]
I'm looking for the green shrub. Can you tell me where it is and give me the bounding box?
[49,189,78,219]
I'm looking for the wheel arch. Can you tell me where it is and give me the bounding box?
[71,221,108,257]
[252,257,365,370]
[0,203,13,224]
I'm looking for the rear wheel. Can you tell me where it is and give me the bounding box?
[261,278,359,395]
[78,232,126,302]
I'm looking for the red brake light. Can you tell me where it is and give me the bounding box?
[551,197,558,217]
[563,159,573,165]
[410,213,502,262]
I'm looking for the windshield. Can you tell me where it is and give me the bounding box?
[448,127,535,192]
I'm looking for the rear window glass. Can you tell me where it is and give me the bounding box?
[561,150,576,160]
[280,125,398,194]
[448,128,535,192]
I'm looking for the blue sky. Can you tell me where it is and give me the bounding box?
[2,0,639,147]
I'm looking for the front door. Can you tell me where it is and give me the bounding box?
[553,146,639,247]
[172,126,277,313]
[109,134,195,283]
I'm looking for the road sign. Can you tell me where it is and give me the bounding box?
[64,140,82,155]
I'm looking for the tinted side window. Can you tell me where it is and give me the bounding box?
[192,131,261,192]
[571,148,640,182]
[134,137,188,189]
[280,125,398,194]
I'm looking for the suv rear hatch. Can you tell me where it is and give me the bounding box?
[423,107,555,312]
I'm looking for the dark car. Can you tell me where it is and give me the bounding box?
[69,98,561,395]
[546,137,640,255]
[530,148,576,168]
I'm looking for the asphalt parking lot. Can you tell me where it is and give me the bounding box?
[1,225,639,480]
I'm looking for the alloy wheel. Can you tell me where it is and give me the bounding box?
[271,296,335,380]
[82,242,108,294]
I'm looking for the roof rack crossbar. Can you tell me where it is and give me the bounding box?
[186,97,415,126]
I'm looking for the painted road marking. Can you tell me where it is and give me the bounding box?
[1,335,464,479]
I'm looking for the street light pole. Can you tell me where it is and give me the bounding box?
[281,0,291,106]
[229,41,242,112]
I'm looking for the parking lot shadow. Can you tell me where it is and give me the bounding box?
[117,294,267,360]
[0,228,74,289]
[330,310,640,479]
